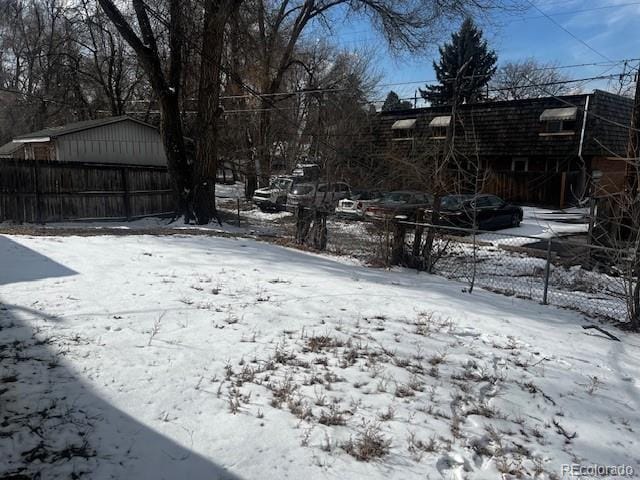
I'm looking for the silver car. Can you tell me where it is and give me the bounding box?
[336,190,383,218]
[287,182,351,211]
[252,177,294,211]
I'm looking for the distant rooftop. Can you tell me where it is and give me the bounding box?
[0,141,23,157]
[13,116,158,141]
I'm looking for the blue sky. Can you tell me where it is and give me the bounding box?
[327,0,640,106]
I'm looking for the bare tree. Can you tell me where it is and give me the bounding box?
[192,0,243,223]
[76,1,145,116]
[0,0,91,137]
[238,0,512,194]
[96,0,196,221]
[491,58,572,101]
[96,0,241,224]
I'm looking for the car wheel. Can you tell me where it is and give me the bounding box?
[510,213,521,227]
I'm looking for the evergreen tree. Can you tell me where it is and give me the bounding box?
[420,18,497,106]
[381,91,413,111]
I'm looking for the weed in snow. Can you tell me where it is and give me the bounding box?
[343,421,391,461]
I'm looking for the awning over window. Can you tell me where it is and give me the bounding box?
[391,119,416,129]
[539,107,578,122]
[429,116,451,127]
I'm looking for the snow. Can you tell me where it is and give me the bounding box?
[1,233,639,479]
[477,207,589,247]
[216,182,245,199]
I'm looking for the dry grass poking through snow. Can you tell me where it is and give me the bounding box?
[3,234,638,479]
[213,306,621,477]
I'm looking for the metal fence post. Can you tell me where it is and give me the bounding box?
[542,238,552,305]
[236,198,241,227]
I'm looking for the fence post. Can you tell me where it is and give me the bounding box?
[33,160,43,224]
[542,238,552,305]
[412,209,424,269]
[295,206,305,244]
[390,220,406,266]
[236,198,241,227]
[121,167,131,221]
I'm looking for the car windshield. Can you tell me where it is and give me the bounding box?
[292,185,313,195]
[441,195,470,210]
[352,191,378,200]
[381,192,412,203]
[270,178,292,190]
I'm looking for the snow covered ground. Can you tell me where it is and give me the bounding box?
[1,233,639,479]
[476,207,589,247]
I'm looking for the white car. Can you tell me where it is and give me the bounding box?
[336,190,383,218]
[252,177,294,211]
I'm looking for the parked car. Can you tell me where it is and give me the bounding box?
[291,163,321,181]
[364,191,433,221]
[435,194,523,230]
[335,190,383,218]
[286,181,351,211]
[252,176,294,211]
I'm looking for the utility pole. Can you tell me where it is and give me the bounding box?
[627,67,640,197]
[625,64,640,331]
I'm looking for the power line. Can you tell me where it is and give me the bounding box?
[121,58,640,104]
[118,0,640,188]
[525,0,613,63]
[113,71,631,115]
[521,73,640,133]
[335,3,640,47]
[517,1,640,22]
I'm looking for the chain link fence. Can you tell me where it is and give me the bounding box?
[401,222,627,322]
[321,216,628,322]
[216,197,628,323]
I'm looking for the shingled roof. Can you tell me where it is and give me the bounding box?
[13,116,158,141]
[367,90,633,159]
[0,141,23,158]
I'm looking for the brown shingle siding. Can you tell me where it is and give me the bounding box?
[367,91,633,161]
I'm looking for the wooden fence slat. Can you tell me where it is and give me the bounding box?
[0,159,173,223]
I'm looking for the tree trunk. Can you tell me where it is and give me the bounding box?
[192,0,229,225]
[158,94,193,219]
[256,103,271,188]
[97,0,193,220]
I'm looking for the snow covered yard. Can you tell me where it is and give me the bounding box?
[1,234,639,479]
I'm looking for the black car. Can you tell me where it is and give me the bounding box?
[436,194,523,230]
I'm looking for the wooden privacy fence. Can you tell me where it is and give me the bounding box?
[0,159,175,223]
[483,170,580,207]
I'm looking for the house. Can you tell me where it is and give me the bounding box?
[0,116,167,166]
[0,116,172,223]
[362,90,632,207]
[0,141,25,160]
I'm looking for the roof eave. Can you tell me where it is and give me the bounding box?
[13,137,51,143]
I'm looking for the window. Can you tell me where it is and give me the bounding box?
[441,195,471,210]
[292,185,313,195]
[474,197,491,208]
[429,116,451,139]
[539,107,577,135]
[382,192,412,202]
[393,129,414,140]
[486,196,505,207]
[511,157,529,172]
[391,119,416,140]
